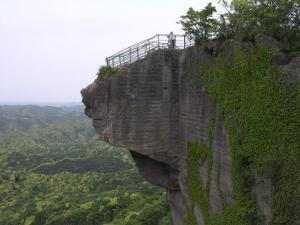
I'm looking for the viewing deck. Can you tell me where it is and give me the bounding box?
[106,34,194,68]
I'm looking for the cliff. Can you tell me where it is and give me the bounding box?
[81,39,300,225]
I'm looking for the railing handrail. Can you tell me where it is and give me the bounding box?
[106,34,194,68]
[108,34,158,57]
[107,33,188,58]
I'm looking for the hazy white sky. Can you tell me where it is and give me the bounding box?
[0,0,220,103]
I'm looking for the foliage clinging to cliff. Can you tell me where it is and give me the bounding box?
[197,45,300,224]
[97,65,119,78]
[186,142,212,224]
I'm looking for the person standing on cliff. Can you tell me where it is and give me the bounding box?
[167,32,176,48]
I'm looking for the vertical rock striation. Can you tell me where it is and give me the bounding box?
[81,47,232,224]
[81,45,300,225]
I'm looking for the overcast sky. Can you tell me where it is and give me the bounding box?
[0,0,220,103]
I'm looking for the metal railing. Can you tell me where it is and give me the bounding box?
[106,34,194,68]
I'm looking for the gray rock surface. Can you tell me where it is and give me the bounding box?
[280,56,300,82]
[255,33,280,52]
[81,46,299,224]
[209,107,233,214]
[252,168,272,225]
[81,47,232,224]
[194,205,205,225]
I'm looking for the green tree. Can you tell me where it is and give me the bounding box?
[178,3,219,45]
[220,0,300,46]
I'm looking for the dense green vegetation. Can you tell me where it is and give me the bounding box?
[185,46,300,224]
[179,0,300,49]
[181,1,299,224]
[0,105,170,225]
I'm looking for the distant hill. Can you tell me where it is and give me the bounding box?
[0,105,84,132]
[0,105,170,225]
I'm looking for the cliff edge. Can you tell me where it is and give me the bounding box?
[81,40,300,225]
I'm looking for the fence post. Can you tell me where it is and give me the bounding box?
[137,47,139,59]
[158,35,160,49]
[129,47,132,63]
[184,35,186,49]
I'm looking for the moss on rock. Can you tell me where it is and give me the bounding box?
[186,45,300,224]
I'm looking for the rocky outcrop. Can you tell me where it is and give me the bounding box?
[81,45,300,225]
[281,55,300,82]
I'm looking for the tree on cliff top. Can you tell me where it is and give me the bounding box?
[179,0,300,49]
[178,3,219,45]
[222,0,300,44]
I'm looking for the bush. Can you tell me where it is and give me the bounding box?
[97,65,119,78]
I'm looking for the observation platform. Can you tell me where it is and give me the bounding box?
[106,34,194,68]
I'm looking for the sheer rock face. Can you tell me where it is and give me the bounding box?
[81,47,231,224]
[81,47,299,225]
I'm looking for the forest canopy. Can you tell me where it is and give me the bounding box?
[0,106,170,225]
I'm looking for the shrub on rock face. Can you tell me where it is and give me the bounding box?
[97,65,119,78]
